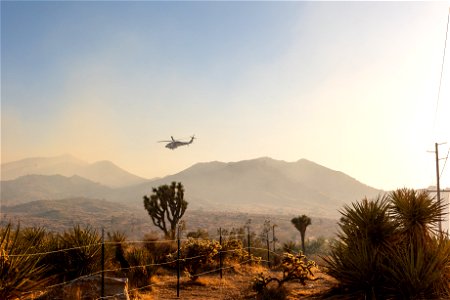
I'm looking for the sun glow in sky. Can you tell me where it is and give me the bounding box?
[2,1,450,191]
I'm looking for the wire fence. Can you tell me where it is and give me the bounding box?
[10,227,291,300]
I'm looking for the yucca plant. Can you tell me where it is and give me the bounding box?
[47,225,103,281]
[383,237,450,299]
[0,223,50,300]
[108,231,130,275]
[322,196,396,299]
[323,189,450,299]
[125,247,156,289]
[383,189,450,299]
[389,188,446,246]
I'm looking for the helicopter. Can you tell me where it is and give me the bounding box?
[158,135,195,150]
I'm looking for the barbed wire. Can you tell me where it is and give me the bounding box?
[7,238,186,258]
[17,243,274,293]
[8,243,104,257]
[6,234,292,259]
[5,222,323,299]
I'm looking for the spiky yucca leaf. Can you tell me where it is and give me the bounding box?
[383,235,450,299]
[389,188,446,245]
[0,223,50,300]
[323,239,383,299]
[338,196,396,247]
[323,196,395,299]
[324,190,450,299]
[125,247,156,289]
[54,225,102,280]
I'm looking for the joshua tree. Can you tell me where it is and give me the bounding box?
[143,182,188,239]
[291,215,312,254]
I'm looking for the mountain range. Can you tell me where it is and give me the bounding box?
[0,154,147,188]
[1,155,382,218]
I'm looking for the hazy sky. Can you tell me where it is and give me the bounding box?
[2,1,450,191]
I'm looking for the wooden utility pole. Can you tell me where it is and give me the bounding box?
[435,143,442,232]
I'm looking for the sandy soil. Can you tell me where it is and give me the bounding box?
[135,264,337,300]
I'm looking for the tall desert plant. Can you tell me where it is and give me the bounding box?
[51,225,103,281]
[383,189,450,299]
[383,236,450,299]
[324,197,395,299]
[389,188,446,246]
[291,215,311,254]
[0,223,49,300]
[323,189,450,299]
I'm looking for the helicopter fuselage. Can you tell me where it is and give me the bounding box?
[163,136,195,150]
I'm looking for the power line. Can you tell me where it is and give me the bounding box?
[434,7,450,128]
[440,147,450,179]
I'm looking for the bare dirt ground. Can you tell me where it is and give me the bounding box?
[135,264,337,300]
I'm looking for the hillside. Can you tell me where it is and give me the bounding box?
[1,154,147,188]
[0,197,338,241]
[116,157,382,218]
[0,174,113,206]
[1,198,140,234]
[1,156,382,218]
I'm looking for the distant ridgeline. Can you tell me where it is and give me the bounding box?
[1,155,383,239]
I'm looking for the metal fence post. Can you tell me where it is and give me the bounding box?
[177,226,181,298]
[219,227,223,279]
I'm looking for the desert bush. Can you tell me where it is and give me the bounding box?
[0,223,49,300]
[253,279,288,300]
[305,237,330,255]
[108,231,130,274]
[252,252,316,300]
[125,247,157,289]
[282,241,299,253]
[45,225,103,281]
[221,238,251,263]
[186,228,209,239]
[281,252,316,284]
[323,189,450,299]
[107,231,157,289]
[282,237,332,257]
[168,238,220,281]
[142,232,177,263]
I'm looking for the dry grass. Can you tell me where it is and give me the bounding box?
[134,264,336,300]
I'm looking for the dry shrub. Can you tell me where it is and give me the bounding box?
[252,252,316,300]
[168,238,220,281]
[142,233,177,263]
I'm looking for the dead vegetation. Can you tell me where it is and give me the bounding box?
[135,264,336,300]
